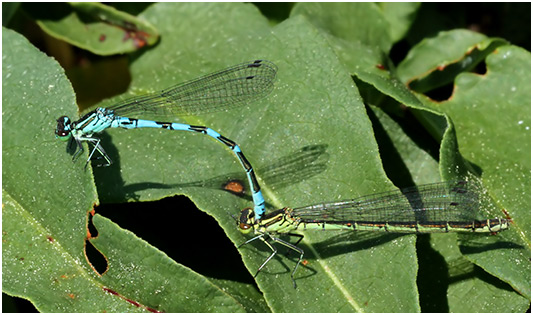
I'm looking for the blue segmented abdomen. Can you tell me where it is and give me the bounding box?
[111,115,266,219]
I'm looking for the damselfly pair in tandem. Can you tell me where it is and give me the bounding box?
[54,61,509,289]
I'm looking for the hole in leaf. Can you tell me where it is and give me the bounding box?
[87,211,98,238]
[423,83,454,102]
[96,195,255,284]
[389,39,411,65]
[470,59,487,75]
[84,213,108,275]
[408,39,506,102]
[84,239,108,276]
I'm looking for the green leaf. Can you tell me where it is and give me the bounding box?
[394,29,530,301]
[6,3,528,312]
[2,191,133,312]
[366,95,527,311]
[397,30,508,92]
[91,3,415,312]
[432,45,531,299]
[378,2,421,43]
[22,3,159,55]
[291,3,393,53]
[425,233,524,312]
[283,6,529,311]
[2,26,248,312]
[367,105,441,184]
[90,215,247,312]
[291,3,425,121]
[3,26,94,311]
[398,30,485,82]
[93,2,275,203]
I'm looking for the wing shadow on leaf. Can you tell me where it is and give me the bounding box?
[306,231,517,261]
[98,143,330,205]
[277,231,519,285]
[309,230,405,258]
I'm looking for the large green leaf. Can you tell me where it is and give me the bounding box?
[397,30,508,92]
[90,3,413,311]
[4,3,529,312]
[292,3,393,53]
[287,4,529,311]
[291,3,424,120]
[395,29,530,299]
[368,105,441,185]
[378,2,420,44]
[368,104,525,311]
[2,26,249,312]
[425,233,524,312]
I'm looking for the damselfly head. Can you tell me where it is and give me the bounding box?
[238,207,255,234]
[55,116,72,141]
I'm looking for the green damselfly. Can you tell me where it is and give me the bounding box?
[238,180,509,287]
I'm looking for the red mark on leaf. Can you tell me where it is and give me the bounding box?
[121,23,151,49]
[103,287,119,296]
[102,287,162,312]
[126,299,140,307]
[146,307,160,313]
[223,180,246,195]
